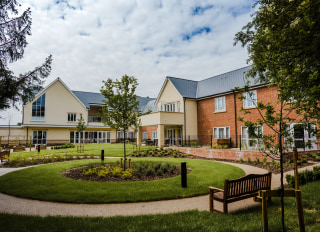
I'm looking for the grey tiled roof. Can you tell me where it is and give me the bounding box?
[167,77,198,99]
[167,66,265,99]
[72,91,106,109]
[72,90,155,112]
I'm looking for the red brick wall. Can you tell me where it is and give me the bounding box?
[141,126,157,139]
[197,85,319,148]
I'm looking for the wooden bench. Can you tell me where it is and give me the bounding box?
[0,150,10,163]
[209,172,272,213]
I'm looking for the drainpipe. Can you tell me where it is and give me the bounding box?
[233,91,238,148]
[183,98,186,146]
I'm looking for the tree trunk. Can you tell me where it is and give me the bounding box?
[123,129,126,171]
[279,100,285,232]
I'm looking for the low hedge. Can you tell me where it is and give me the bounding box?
[286,166,320,188]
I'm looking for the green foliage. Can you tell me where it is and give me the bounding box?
[286,166,320,188]
[0,2,52,110]
[234,0,320,119]
[100,75,139,169]
[255,158,260,165]
[247,157,252,164]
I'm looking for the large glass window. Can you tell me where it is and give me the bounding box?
[213,127,230,139]
[151,131,157,140]
[70,131,110,144]
[33,130,47,144]
[214,96,226,112]
[287,123,317,150]
[241,126,263,150]
[142,132,148,142]
[32,93,46,121]
[243,90,257,108]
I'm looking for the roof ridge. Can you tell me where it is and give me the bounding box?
[167,76,198,83]
[199,66,251,82]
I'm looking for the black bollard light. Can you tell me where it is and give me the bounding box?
[37,144,40,153]
[101,149,104,161]
[181,161,187,188]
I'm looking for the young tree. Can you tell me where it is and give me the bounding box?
[100,75,139,170]
[234,0,320,120]
[0,0,52,111]
[76,113,86,152]
[237,84,316,232]
[234,2,320,230]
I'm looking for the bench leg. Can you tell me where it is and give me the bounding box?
[209,190,213,212]
[223,201,228,214]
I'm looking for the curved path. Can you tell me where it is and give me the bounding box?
[0,162,318,217]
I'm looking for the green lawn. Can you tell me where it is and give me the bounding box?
[9,143,151,160]
[1,181,319,232]
[0,158,244,203]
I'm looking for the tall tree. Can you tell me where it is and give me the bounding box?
[0,0,52,111]
[234,0,320,120]
[100,75,139,170]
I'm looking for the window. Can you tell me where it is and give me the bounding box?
[142,132,148,142]
[243,90,257,108]
[70,131,111,144]
[151,131,157,140]
[32,130,47,144]
[213,127,230,139]
[68,113,77,122]
[177,101,180,112]
[241,126,263,150]
[165,103,175,112]
[32,93,46,121]
[286,123,317,150]
[215,96,225,112]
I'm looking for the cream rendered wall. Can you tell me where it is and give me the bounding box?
[0,127,26,137]
[23,80,87,126]
[157,80,183,111]
[185,99,198,136]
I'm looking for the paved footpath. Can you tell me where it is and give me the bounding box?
[0,162,318,217]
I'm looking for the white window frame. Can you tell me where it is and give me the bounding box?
[214,96,226,112]
[213,127,230,139]
[177,101,180,112]
[164,103,175,112]
[68,113,77,122]
[286,123,317,150]
[241,125,263,150]
[31,93,46,121]
[243,90,257,108]
[151,131,157,140]
[32,130,47,145]
[142,132,148,141]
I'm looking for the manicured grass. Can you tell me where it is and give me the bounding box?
[0,158,244,203]
[1,181,319,232]
[9,143,152,160]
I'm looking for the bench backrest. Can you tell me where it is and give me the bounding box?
[224,172,272,198]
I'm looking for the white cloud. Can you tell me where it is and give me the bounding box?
[1,0,256,124]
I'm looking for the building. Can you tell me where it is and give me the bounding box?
[138,66,319,150]
[0,78,155,146]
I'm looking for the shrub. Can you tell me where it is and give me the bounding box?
[146,167,153,176]
[240,158,244,163]
[121,169,133,179]
[156,169,162,176]
[255,158,260,165]
[263,158,267,166]
[247,157,252,164]
[111,166,123,177]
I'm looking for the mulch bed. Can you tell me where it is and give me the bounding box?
[61,165,190,182]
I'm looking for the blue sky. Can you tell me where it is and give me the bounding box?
[1,0,256,124]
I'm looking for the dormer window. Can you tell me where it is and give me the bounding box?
[32,93,46,121]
